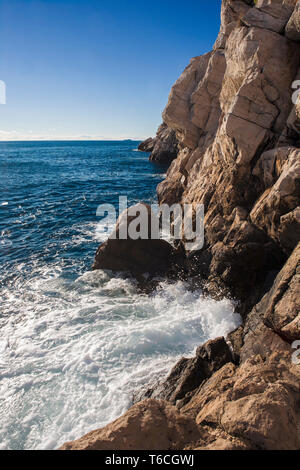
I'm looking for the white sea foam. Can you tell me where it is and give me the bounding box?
[0,264,241,450]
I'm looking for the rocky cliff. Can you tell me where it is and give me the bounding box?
[61,0,300,450]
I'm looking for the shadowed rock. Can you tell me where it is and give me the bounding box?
[138,137,155,152]
[133,337,234,406]
[93,203,176,276]
[139,123,178,164]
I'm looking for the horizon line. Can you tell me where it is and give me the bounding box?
[0,138,145,143]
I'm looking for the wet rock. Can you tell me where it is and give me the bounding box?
[134,337,234,406]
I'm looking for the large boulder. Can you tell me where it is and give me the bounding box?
[93,203,176,275]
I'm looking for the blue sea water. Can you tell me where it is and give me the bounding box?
[0,141,241,450]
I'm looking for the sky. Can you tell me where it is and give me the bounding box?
[0,0,222,141]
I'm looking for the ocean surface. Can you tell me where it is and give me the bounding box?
[0,141,241,450]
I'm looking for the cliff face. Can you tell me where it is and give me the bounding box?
[61,0,300,451]
[157,0,300,310]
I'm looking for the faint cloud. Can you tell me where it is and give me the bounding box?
[0,81,6,104]
[0,130,144,141]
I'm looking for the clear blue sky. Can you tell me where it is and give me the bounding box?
[0,0,221,140]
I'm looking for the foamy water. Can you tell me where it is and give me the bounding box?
[0,266,240,450]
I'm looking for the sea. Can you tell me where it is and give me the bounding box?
[0,141,241,449]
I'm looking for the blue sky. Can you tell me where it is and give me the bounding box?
[0,0,221,140]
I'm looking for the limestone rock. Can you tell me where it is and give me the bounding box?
[239,244,300,361]
[162,53,212,149]
[214,0,251,50]
[155,9,299,302]
[255,0,297,21]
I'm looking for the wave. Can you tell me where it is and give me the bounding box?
[0,265,241,450]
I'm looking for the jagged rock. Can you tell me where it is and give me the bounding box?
[150,123,178,164]
[227,325,244,362]
[250,148,300,254]
[181,352,300,450]
[138,123,178,164]
[242,6,293,33]
[133,337,233,405]
[286,0,300,40]
[239,244,300,362]
[138,137,155,152]
[93,203,175,275]
[278,207,300,251]
[59,399,201,451]
[163,53,212,149]
[287,92,300,135]
[214,0,251,50]
[262,242,300,341]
